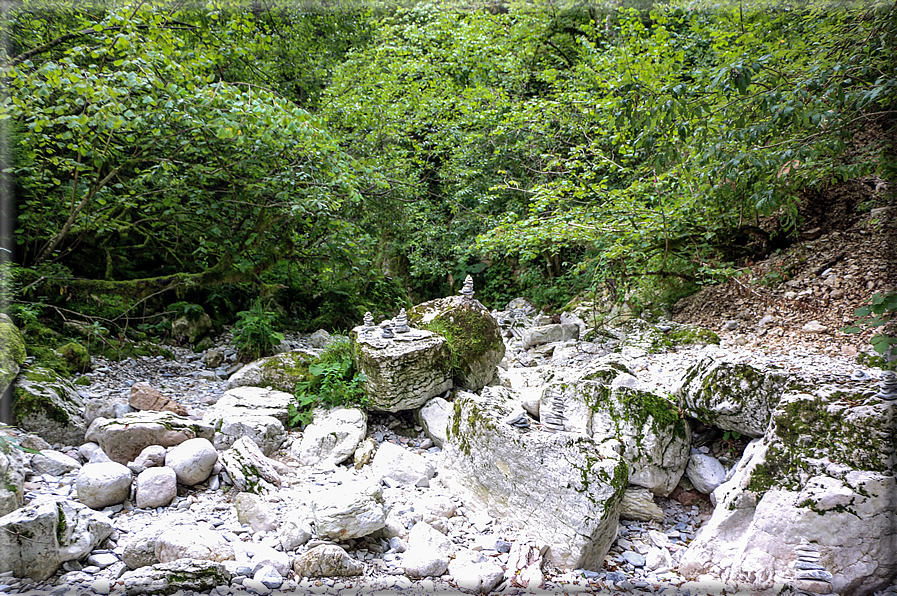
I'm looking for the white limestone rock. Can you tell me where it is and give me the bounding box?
[680,385,897,596]
[402,521,454,578]
[448,549,505,593]
[292,545,363,577]
[371,441,435,488]
[164,437,217,486]
[574,377,691,496]
[278,517,312,551]
[121,519,195,570]
[75,461,133,509]
[202,386,293,455]
[0,496,113,581]
[416,396,452,447]
[311,480,386,540]
[440,389,627,571]
[219,436,281,494]
[134,466,176,509]
[244,542,291,577]
[130,445,167,470]
[352,327,452,412]
[235,492,279,533]
[85,410,214,465]
[83,395,132,426]
[291,406,367,467]
[686,452,728,494]
[521,323,580,350]
[156,525,235,563]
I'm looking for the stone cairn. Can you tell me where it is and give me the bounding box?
[363,311,375,328]
[459,274,475,302]
[541,386,568,433]
[381,321,395,339]
[875,370,897,400]
[791,538,834,595]
[394,308,410,334]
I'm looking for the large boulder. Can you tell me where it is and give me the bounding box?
[225,350,315,393]
[290,406,366,467]
[408,296,505,392]
[292,545,363,578]
[679,383,897,595]
[311,480,386,541]
[0,496,113,580]
[164,437,217,486]
[12,367,86,446]
[352,326,452,412]
[85,411,214,465]
[672,356,795,437]
[0,314,26,398]
[440,389,627,570]
[202,386,292,455]
[521,323,580,350]
[156,525,235,563]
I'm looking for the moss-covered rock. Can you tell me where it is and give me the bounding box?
[666,323,720,346]
[679,383,896,596]
[12,366,86,447]
[0,433,27,516]
[408,296,505,392]
[672,356,794,437]
[0,314,27,397]
[58,342,90,374]
[225,350,315,393]
[613,318,672,357]
[441,388,627,571]
[171,310,213,345]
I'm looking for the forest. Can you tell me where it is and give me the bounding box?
[1,0,895,364]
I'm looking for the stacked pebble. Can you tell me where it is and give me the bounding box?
[793,538,834,594]
[875,370,897,400]
[394,309,410,334]
[363,312,375,329]
[381,321,395,339]
[541,387,567,433]
[459,275,475,301]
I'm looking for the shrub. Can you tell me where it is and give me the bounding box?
[233,299,284,361]
[287,337,367,428]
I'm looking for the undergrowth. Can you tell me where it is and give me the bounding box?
[287,337,368,428]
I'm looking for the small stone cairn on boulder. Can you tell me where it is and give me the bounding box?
[875,370,897,400]
[541,386,568,433]
[790,539,834,595]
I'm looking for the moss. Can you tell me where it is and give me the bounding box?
[417,304,504,382]
[0,319,27,365]
[668,327,720,346]
[73,376,91,386]
[58,342,90,373]
[56,502,67,543]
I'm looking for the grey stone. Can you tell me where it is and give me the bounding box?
[686,453,728,494]
[417,396,451,448]
[291,407,366,468]
[134,467,176,509]
[371,441,435,488]
[402,521,453,578]
[31,449,81,476]
[155,525,234,563]
[164,437,217,486]
[521,324,580,350]
[0,439,26,516]
[220,436,281,494]
[311,480,385,540]
[235,492,279,533]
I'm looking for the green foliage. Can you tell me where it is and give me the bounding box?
[843,291,897,364]
[232,299,284,361]
[287,337,367,427]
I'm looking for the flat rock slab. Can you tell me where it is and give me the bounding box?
[85,411,214,465]
[440,389,627,571]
